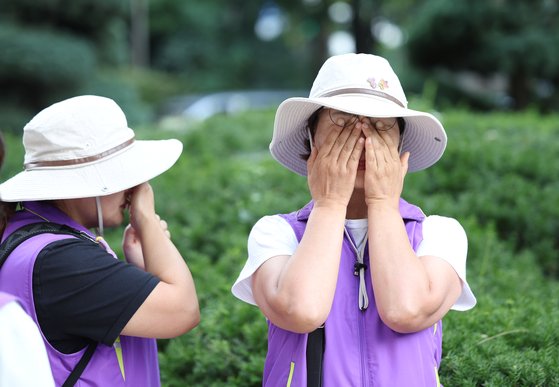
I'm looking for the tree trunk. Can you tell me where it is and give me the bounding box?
[130,0,149,68]
[352,0,374,53]
[508,70,531,110]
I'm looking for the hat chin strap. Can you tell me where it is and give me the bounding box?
[95,197,104,237]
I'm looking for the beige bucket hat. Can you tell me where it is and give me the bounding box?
[270,53,447,176]
[0,95,182,201]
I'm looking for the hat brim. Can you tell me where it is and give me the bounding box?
[270,94,447,176]
[0,139,182,201]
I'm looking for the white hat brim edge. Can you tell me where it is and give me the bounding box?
[0,139,183,202]
[270,95,448,176]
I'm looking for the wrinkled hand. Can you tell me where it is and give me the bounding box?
[307,123,364,209]
[127,182,156,232]
[122,182,171,269]
[362,122,409,209]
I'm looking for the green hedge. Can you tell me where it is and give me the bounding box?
[0,25,95,87]
[405,110,559,277]
[0,25,96,132]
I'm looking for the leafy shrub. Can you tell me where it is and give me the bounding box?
[440,220,559,386]
[0,25,95,88]
[79,72,153,127]
[405,110,559,277]
[0,25,96,132]
[112,68,191,107]
[0,105,34,135]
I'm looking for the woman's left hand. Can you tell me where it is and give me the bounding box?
[362,122,409,209]
[123,215,172,270]
[123,224,145,269]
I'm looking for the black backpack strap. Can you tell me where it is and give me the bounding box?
[62,341,99,387]
[0,222,90,269]
[306,326,325,387]
[0,222,100,385]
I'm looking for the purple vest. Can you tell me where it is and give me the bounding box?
[0,291,18,309]
[264,199,443,387]
[0,201,160,386]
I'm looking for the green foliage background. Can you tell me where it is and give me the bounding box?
[1,108,558,386]
[3,0,559,134]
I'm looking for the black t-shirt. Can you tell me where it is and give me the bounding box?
[32,238,159,354]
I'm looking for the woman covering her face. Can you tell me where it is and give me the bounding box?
[232,53,476,386]
[0,95,199,386]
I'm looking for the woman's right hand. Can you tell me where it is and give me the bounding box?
[307,123,364,209]
[127,182,157,234]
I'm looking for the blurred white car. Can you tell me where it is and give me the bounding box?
[164,89,307,121]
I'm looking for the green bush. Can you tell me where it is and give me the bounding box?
[440,219,559,386]
[79,72,153,127]
[0,105,34,135]
[405,110,559,277]
[0,25,95,88]
[0,25,96,132]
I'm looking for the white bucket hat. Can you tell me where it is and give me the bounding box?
[0,95,183,202]
[270,53,447,176]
